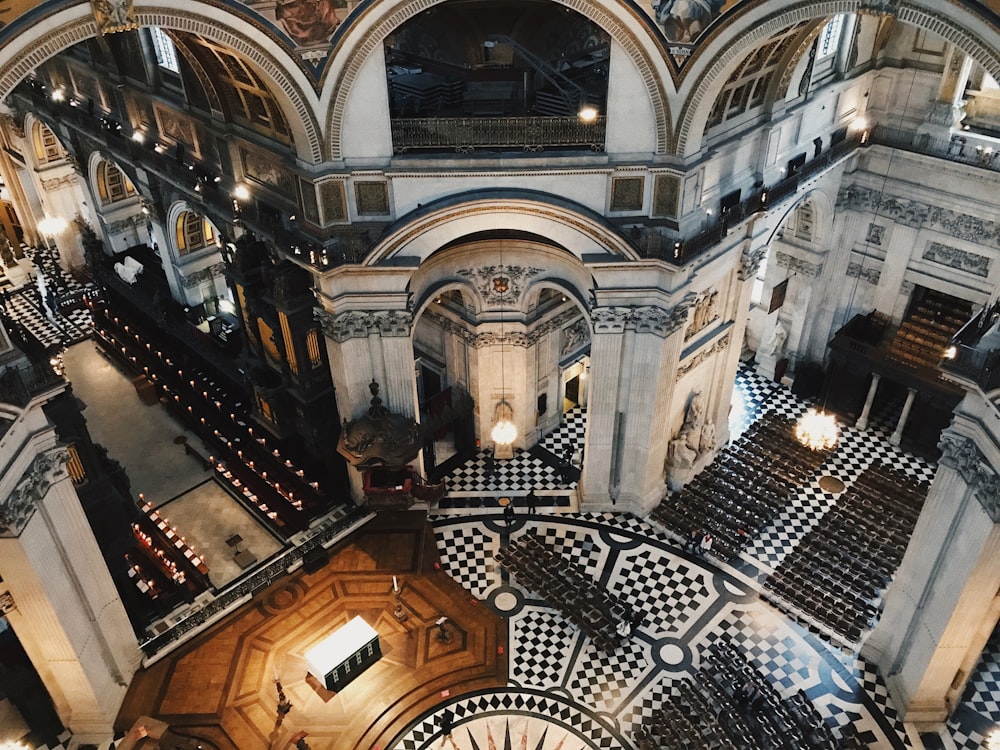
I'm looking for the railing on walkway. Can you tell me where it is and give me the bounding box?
[391,115,606,153]
[0,361,65,407]
[139,506,375,662]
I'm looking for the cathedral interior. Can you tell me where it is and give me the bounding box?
[1,0,1000,748]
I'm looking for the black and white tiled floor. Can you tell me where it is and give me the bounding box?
[391,365,1000,750]
[1,244,93,350]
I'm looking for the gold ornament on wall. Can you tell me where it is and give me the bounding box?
[91,0,138,34]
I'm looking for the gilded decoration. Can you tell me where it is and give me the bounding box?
[91,0,138,34]
[456,266,544,307]
[242,148,297,196]
[153,103,199,156]
[0,447,70,538]
[939,433,1000,523]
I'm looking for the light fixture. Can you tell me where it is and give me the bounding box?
[578,105,599,123]
[51,88,65,102]
[491,250,517,450]
[943,344,957,360]
[233,183,250,201]
[794,408,839,451]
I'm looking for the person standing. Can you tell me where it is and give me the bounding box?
[699,532,713,557]
[503,501,515,526]
[526,487,538,515]
[439,708,454,739]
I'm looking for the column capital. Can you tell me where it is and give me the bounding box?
[738,245,768,281]
[0,447,69,537]
[590,298,691,338]
[315,308,413,342]
[939,433,1000,522]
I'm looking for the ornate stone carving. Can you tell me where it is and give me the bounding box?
[866,223,885,246]
[838,185,1000,251]
[775,251,822,278]
[686,290,719,340]
[561,319,590,354]
[677,331,732,377]
[846,262,881,284]
[315,309,413,342]
[456,266,543,307]
[0,447,69,538]
[424,309,578,349]
[591,301,689,338]
[923,241,990,278]
[739,245,768,281]
[939,433,1000,522]
[181,263,224,288]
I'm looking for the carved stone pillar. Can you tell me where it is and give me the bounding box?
[867,424,1000,724]
[0,446,139,745]
[582,301,689,514]
[318,307,417,495]
[890,386,917,446]
[916,45,972,150]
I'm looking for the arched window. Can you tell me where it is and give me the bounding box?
[97,161,137,204]
[176,211,217,256]
[32,122,64,164]
[817,15,846,60]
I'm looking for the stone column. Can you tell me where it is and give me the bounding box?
[318,307,416,496]
[890,386,917,446]
[916,45,973,151]
[0,446,139,745]
[855,372,881,430]
[582,301,689,514]
[867,426,1000,724]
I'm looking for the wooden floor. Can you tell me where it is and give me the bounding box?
[117,511,507,750]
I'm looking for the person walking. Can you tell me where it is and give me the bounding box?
[439,708,454,740]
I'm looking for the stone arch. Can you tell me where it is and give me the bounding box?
[88,153,140,208]
[765,187,835,246]
[165,201,222,262]
[0,2,324,163]
[674,0,1000,157]
[321,0,674,158]
[365,190,641,266]
[23,114,68,168]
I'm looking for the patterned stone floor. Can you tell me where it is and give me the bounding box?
[393,364,999,750]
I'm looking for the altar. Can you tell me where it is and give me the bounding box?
[304,616,381,691]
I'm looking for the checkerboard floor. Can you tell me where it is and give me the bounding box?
[406,369,989,750]
[438,406,587,507]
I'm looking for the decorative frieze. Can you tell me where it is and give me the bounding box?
[315,309,413,342]
[424,308,578,349]
[181,263,224,288]
[775,251,822,278]
[685,290,719,340]
[0,447,69,538]
[677,331,732,378]
[938,433,1000,522]
[456,266,544,307]
[838,185,1000,250]
[922,241,990,278]
[846,262,881,284]
[591,301,689,337]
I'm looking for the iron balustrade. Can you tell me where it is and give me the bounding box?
[390,115,606,153]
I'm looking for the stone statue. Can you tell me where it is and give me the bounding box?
[763,320,788,356]
[699,419,716,455]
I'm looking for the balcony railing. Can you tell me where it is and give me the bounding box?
[391,115,606,153]
[0,361,65,407]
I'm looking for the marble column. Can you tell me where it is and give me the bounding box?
[867,427,1000,723]
[855,372,881,430]
[890,386,917,446]
[0,445,139,745]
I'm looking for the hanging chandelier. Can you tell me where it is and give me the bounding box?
[795,408,839,451]
[491,412,517,445]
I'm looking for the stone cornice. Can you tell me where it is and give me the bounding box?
[939,433,1000,523]
[0,447,69,538]
[590,297,692,338]
[423,308,579,349]
[315,308,413,342]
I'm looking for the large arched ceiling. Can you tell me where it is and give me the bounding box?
[2,0,1000,159]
